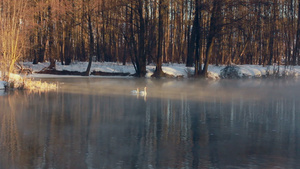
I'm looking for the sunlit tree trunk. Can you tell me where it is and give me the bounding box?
[47,2,56,69]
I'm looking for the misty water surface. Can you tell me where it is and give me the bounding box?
[0,78,300,169]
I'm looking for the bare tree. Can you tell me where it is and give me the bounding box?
[152,0,168,77]
[201,0,223,78]
[0,0,29,80]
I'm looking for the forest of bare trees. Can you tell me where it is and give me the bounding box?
[1,0,300,77]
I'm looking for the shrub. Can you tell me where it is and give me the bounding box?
[220,65,241,79]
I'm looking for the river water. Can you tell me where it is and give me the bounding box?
[0,78,300,169]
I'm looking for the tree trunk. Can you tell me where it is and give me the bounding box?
[85,14,94,76]
[293,0,300,65]
[201,0,221,78]
[193,0,202,77]
[186,0,194,67]
[47,4,55,70]
[153,0,167,78]
[137,0,147,77]
[268,1,276,65]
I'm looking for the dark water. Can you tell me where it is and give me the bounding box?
[0,78,300,169]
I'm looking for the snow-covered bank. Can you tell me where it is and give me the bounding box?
[22,62,300,79]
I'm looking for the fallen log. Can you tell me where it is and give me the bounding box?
[37,69,131,76]
[91,70,131,76]
[37,69,84,75]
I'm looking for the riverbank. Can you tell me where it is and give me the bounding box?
[23,61,299,79]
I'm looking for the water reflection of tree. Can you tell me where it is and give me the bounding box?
[0,92,33,168]
[149,93,300,168]
[1,90,300,168]
[202,95,300,168]
[0,94,21,168]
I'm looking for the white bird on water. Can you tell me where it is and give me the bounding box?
[139,87,147,96]
[131,88,139,94]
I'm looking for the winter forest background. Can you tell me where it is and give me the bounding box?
[1,0,300,78]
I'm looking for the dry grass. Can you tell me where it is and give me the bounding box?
[8,74,57,91]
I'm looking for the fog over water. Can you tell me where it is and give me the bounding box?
[0,78,300,169]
